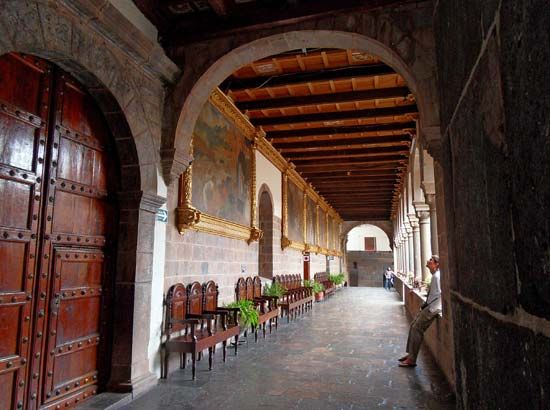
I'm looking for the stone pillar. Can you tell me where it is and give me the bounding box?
[409,216,422,282]
[425,193,439,255]
[416,205,432,281]
[401,228,409,274]
[406,224,414,274]
[109,191,166,396]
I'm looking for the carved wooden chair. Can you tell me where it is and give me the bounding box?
[201,280,240,354]
[161,283,218,380]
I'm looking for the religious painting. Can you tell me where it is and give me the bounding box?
[333,219,340,251]
[287,179,304,242]
[306,196,316,245]
[318,208,327,248]
[192,101,251,226]
[327,215,334,250]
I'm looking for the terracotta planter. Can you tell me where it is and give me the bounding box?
[315,291,324,302]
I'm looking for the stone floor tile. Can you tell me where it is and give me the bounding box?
[119,288,455,410]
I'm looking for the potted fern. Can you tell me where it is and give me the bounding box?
[312,281,325,302]
[225,299,260,333]
[263,282,285,298]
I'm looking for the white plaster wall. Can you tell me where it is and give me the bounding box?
[256,151,282,218]
[347,224,391,251]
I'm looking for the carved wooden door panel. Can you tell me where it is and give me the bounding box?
[0,53,52,410]
[0,53,116,410]
[34,71,116,410]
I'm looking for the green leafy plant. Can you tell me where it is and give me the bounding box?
[303,279,314,288]
[263,282,285,298]
[225,299,259,328]
[328,273,345,285]
[312,281,325,294]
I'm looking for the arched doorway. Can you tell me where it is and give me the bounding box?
[346,224,393,287]
[0,53,119,409]
[258,187,273,279]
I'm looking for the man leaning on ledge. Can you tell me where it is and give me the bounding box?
[398,255,442,367]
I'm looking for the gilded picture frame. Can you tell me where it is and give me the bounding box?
[176,94,261,244]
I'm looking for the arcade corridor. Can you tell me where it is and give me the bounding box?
[94,289,454,410]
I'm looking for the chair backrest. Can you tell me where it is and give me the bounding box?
[165,283,188,333]
[245,277,254,300]
[235,277,246,302]
[203,280,219,311]
[253,276,262,299]
[187,281,204,315]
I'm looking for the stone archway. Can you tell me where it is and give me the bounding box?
[163,5,440,181]
[342,221,394,250]
[0,0,168,394]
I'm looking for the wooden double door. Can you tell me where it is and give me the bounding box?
[0,53,117,410]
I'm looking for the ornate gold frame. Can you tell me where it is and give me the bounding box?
[176,93,262,244]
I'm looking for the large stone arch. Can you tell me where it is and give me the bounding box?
[0,0,169,394]
[0,0,169,196]
[163,4,439,182]
[342,221,394,250]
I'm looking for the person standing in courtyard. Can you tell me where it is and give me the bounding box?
[398,255,442,367]
[385,267,394,291]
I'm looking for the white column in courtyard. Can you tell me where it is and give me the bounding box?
[406,223,414,274]
[425,193,439,255]
[415,204,432,281]
[409,215,422,282]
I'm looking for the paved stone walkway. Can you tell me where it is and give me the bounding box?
[121,288,455,410]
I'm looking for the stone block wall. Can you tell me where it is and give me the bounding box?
[434,2,550,407]
[347,251,393,287]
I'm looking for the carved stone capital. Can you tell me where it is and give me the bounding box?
[425,193,437,210]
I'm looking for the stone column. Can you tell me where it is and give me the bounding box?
[406,223,414,274]
[425,193,439,255]
[109,191,166,396]
[409,216,422,282]
[401,228,409,274]
[415,205,432,281]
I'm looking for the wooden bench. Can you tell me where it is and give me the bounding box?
[314,272,335,297]
[161,281,240,380]
[235,276,279,341]
[274,274,313,322]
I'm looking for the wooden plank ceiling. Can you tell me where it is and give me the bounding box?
[221,48,417,220]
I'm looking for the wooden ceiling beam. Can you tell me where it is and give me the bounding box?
[292,155,407,167]
[266,122,416,139]
[235,86,411,110]
[296,163,406,173]
[222,64,394,92]
[311,180,398,187]
[277,139,410,153]
[251,104,417,127]
[302,169,400,178]
[272,133,411,146]
[288,150,409,163]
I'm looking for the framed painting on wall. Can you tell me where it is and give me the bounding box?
[176,97,261,243]
[306,194,317,248]
[318,208,327,251]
